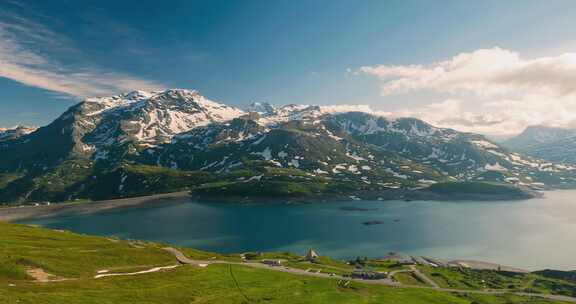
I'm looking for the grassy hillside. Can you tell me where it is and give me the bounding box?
[0,158,536,205]
[424,182,534,200]
[1,222,575,303]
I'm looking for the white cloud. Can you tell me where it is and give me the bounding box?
[359,48,576,97]
[392,99,520,136]
[0,13,164,98]
[358,48,576,136]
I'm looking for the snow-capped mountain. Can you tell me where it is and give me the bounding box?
[247,101,377,126]
[0,89,245,171]
[1,89,576,204]
[83,89,244,146]
[148,111,555,180]
[503,125,576,164]
[246,101,276,116]
[0,126,36,142]
[525,136,576,164]
[503,125,576,152]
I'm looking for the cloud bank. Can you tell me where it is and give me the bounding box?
[0,10,164,99]
[359,48,576,136]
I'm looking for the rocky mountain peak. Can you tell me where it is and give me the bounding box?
[246,101,276,116]
[70,89,245,146]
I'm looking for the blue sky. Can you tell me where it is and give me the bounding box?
[1,0,576,136]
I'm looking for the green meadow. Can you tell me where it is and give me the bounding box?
[0,221,573,304]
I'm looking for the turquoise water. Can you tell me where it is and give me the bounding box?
[22,190,576,270]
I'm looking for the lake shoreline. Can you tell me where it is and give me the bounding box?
[191,187,539,204]
[0,186,540,222]
[8,189,576,271]
[0,191,191,222]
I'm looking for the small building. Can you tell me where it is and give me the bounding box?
[261,259,282,266]
[305,249,319,261]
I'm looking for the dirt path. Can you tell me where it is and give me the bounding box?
[26,268,67,283]
[164,247,199,265]
[94,265,180,279]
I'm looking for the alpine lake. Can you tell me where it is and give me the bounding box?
[20,190,576,271]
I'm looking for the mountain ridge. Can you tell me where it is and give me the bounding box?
[503,125,576,164]
[1,89,575,204]
[0,126,37,142]
[503,125,576,151]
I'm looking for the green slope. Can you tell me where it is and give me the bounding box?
[0,222,574,303]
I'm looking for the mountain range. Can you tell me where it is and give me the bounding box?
[1,89,576,204]
[0,126,36,142]
[503,126,576,165]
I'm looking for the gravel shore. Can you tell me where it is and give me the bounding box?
[0,191,191,222]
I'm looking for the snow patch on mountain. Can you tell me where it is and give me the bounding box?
[246,102,276,115]
[251,103,382,126]
[471,140,499,149]
[251,147,272,161]
[81,89,245,147]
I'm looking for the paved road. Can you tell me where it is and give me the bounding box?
[388,268,411,278]
[164,247,199,264]
[409,265,440,288]
[388,266,439,288]
[163,248,576,303]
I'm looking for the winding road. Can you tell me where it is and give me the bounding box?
[162,247,576,303]
[409,265,440,288]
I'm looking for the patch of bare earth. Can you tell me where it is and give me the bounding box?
[26,267,65,282]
